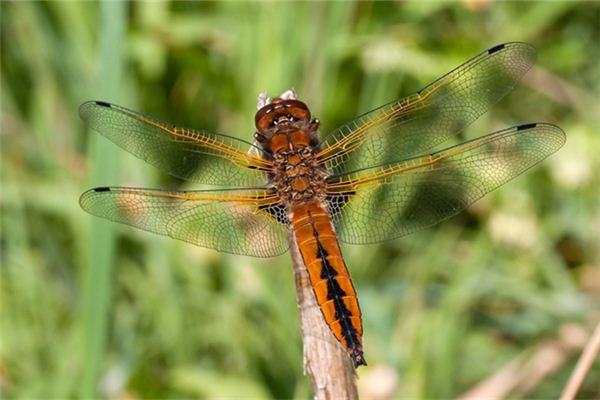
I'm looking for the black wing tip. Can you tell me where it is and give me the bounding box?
[79,187,107,210]
[79,186,111,204]
[517,122,566,148]
[488,42,536,53]
[517,122,538,131]
[486,42,536,58]
[516,122,565,133]
[79,100,111,120]
[512,122,566,154]
[80,100,112,108]
[488,43,506,54]
[94,100,112,108]
[80,185,111,197]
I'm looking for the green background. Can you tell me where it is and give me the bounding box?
[1,1,599,398]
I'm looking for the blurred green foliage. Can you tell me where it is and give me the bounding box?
[1,1,599,399]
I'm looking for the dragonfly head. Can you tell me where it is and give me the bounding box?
[254,90,320,153]
[255,98,311,133]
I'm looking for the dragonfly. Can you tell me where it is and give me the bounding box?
[79,42,565,368]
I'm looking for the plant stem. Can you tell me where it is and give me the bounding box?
[560,321,600,400]
[79,1,126,397]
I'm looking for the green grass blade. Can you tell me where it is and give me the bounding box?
[79,1,126,397]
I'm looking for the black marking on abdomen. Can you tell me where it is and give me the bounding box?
[308,212,361,356]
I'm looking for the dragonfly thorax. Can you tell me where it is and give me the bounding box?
[270,145,329,203]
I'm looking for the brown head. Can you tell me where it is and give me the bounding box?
[254,91,320,154]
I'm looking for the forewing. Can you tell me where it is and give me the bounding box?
[79,101,272,186]
[79,187,289,257]
[326,123,565,244]
[318,43,536,175]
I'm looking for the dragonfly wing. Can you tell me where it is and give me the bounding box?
[79,187,289,257]
[318,42,537,175]
[80,101,272,186]
[326,123,565,244]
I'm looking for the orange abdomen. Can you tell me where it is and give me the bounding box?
[290,199,366,367]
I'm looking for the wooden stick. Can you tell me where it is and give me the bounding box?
[560,321,600,400]
[289,231,359,400]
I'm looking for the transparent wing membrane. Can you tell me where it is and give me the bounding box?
[79,187,289,257]
[80,101,272,186]
[318,42,537,176]
[78,43,564,258]
[327,123,565,244]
